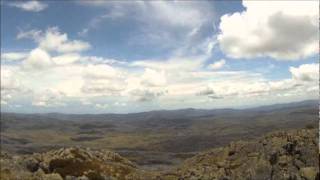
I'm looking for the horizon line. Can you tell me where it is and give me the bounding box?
[1,99,317,116]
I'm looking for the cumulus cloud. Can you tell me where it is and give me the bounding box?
[218,0,318,60]
[81,64,126,95]
[1,66,21,92]
[9,1,48,12]
[1,66,28,105]
[18,27,90,53]
[191,63,318,103]
[209,59,226,70]
[2,26,318,111]
[39,27,90,53]
[12,27,91,70]
[23,48,53,70]
[290,63,318,82]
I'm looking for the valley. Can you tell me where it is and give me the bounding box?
[1,100,318,171]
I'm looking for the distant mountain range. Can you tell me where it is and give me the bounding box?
[1,99,317,121]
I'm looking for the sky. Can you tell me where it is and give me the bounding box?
[1,0,319,114]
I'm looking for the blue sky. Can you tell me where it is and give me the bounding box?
[1,0,318,113]
[2,1,237,59]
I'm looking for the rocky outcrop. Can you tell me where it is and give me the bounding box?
[166,128,319,180]
[1,128,318,180]
[1,147,141,180]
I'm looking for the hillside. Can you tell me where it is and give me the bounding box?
[1,100,318,170]
[1,128,318,180]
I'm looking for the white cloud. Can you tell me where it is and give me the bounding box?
[82,79,126,96]
[194,63,318,101]
[209,59,226,70]
[3,27,318,111]
[11,27,92,72]
[141,68,167,87]
[9,1,48,12]
[18,27,91,53]
[79,56,127,65]
[32,89,66,107]
[218,0,318,60]
[17,29,42,40]
[23,48,53,70]
[1,65,29,106]
[39,27,90,53]
[84,64,123,79]
[290,63,319,82]
[81,64,126,96]
[52,54,81,65]
[1,66,21,91]
[1,52,28,61]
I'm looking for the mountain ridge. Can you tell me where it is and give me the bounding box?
[1,99,317,117]
[1,100,317,123]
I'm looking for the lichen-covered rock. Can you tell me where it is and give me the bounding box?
[300,167,318,180]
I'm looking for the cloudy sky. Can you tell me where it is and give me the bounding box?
[1,0,318,113]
